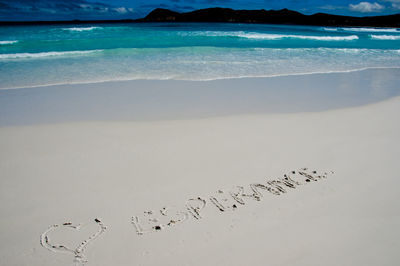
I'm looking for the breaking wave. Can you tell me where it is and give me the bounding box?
[341,27,399,33]
[61,27,102,32]
[183,31,359,41]
[0,40,19,45]
[0,50,103,60]
[237,33,359,41]
[370,35,400,40]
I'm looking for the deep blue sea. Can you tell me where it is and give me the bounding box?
[0,23,400,89]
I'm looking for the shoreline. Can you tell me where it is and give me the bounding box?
[1,66,399,91]
[1,67,399,127]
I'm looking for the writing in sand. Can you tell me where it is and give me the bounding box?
[40,167,333,265]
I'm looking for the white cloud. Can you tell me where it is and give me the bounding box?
[349,2,385,12]
[113,7,127,14]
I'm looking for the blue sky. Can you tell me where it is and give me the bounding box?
[0,0,399,21]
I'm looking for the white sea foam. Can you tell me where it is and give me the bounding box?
[184,31,359,41]
[0,50,102,59]
[1,46,399,89]
[323,27,338,31]
[236,33,284,39]
[370,35,400,40]
[237,33,359,41]
[341,27,399,33]
[0,40,18,45]
[62,27,102,32]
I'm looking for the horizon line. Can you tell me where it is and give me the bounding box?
[1,7,400,25]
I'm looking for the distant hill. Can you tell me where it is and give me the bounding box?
[1,7,399,27]
[138,7,400,28]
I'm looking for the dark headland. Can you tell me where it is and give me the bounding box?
[1,7,399,27]
[139,8,400,27]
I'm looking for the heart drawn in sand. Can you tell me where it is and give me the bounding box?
[40,219,107,265]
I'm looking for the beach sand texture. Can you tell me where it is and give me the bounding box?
[1,72,400,265]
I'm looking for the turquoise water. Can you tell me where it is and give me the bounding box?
[0,23,400,89]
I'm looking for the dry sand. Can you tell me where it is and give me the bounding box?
[1,73,400,266]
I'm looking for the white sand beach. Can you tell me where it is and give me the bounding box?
[0,70,400,266]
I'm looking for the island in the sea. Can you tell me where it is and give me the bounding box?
[1,7,399,27]
[138,8,400,27]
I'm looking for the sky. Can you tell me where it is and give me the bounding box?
[0,0,399,21]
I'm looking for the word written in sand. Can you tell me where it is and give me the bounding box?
[40,168,332,265]
[131,168,332,235]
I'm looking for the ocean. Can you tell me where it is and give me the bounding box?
[0,22,400,89]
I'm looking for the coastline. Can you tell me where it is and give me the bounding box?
[1,66,399,91]
[1,68,400,265]
[1,67,399,126]
[2,7,400,27]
